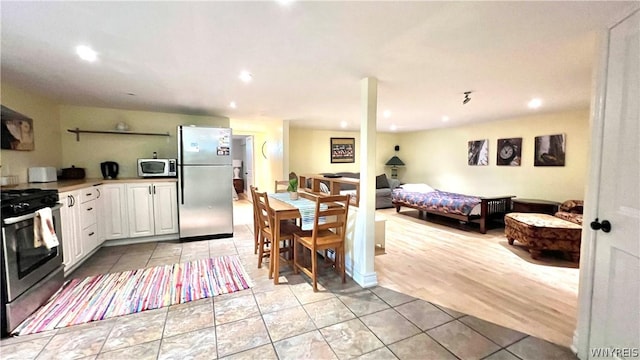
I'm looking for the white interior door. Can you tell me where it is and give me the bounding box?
[588,8,639,357]
[245,136,254,196]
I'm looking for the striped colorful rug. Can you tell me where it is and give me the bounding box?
[13,256,253,336]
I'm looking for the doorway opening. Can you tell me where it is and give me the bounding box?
[231,135,254,200]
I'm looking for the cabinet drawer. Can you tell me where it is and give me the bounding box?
[82,223,98,244]
[80,200,97,229]
[80,187,99,203]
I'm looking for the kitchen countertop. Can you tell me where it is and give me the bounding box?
[2,177,177,193]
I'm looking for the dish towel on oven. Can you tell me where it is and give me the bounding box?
[34,207,60,249]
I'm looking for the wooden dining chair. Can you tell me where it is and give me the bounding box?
[252,189,273,269]
[293,194,350,292]
[274,180,289,193]
[254,189,302,275]
[249,186,262,256]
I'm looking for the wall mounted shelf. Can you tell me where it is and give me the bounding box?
[67,128,171,142]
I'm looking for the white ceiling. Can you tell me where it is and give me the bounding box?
[1,1,635,132]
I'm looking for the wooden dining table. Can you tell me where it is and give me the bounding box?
[268,191,323,284]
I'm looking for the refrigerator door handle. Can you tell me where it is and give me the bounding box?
[179,126,185,205]
[180,171,185,205]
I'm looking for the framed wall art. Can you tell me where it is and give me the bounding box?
[496,138,522,166]
[1,105,34,151]
[534,134,565,166]
[468,139,488,165]
[330,137,355,163]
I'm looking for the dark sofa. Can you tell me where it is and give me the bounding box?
[309,172,400,209]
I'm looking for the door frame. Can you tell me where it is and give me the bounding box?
[244,135,255,195]
[231,134,255,197]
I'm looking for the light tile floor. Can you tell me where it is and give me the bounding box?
[0,222,578,360]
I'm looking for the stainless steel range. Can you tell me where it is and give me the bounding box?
[1,188,64,336]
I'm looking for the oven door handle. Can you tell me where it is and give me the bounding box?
[2,203,63,225]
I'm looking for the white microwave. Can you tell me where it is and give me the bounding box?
[137,159,177,177]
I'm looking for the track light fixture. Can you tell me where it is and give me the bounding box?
[463,91,472,105]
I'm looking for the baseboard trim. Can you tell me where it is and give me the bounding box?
[346,257,378,288]
[351,271,378,288]
[103,234,178,247]
[571,330,580,358]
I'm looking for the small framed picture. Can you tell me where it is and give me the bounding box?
[1,105,34,151]
[468,139,488,165]
[534,134,566,166]
[497,138,522,166]
[330,137,355,163]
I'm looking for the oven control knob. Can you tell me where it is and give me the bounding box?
[42,196,57,206]
[11,203,28,213]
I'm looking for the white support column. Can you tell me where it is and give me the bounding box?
[348,77,378,288]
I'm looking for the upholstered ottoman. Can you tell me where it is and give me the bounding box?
[504,213,582,262]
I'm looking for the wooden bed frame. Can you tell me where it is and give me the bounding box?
[393,195,514,234]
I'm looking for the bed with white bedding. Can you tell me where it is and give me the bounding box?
[391,184,513,234]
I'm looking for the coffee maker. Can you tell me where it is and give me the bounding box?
[100,161,119,179]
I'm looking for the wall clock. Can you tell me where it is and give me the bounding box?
[496,138,522,166]
[499,141,516,161]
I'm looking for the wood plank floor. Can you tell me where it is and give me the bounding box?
[374,207,579,348]
[234,199,579,348]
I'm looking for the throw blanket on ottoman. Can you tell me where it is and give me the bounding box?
[505,213,582,262]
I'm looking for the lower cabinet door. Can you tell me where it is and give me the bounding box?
[153,183,178,235]
[127,183,155,238]
[102,184,129,240]
[59,191,82,272]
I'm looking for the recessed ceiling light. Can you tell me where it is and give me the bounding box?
[390,124,397,131]
[239,71,253,83]
[340,121,347,128]
[442,116,449,122]
[76,45,97,62]
[276,0,295,5]
[528,98,542,109]
[383,110,392,118]
[229,101,237,109]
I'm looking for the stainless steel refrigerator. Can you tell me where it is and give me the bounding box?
[177,125,234,240]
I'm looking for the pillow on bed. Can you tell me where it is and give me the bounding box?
[376,174,390,189]
[319,182,330,193]
[401,183,436,193]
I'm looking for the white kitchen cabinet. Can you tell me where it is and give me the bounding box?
[127,183,155,238]
[59,190,83,271]
[152,182,178,235]
[96,185,105,243]
[127,182,177,238]
[78,186,100,255]
[101,183,129,240]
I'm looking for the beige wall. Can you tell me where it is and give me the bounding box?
[1,81,589,204]
[289,128,400,177]
[1,82,63,183]
[399,109,590,202]
[60,105,229,178]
